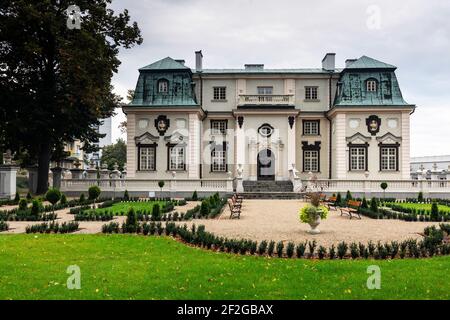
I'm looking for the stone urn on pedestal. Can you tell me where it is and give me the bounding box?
[299,193,328,235]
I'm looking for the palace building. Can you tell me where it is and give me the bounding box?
[122,51,415,191]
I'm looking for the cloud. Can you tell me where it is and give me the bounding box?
[109,0,450,156]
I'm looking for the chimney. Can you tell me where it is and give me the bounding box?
[244,64,264,71]
[195,50,203,72]
[345,59,357,68]
[322,53,335,71]
[175,59,185,65]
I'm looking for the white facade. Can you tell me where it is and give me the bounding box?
[122,52,415,188]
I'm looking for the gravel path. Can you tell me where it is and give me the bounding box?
[180,199,440,247]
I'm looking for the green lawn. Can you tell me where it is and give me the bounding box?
[0,234,449,300]
[93,201,168,215]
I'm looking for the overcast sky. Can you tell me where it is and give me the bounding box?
[109,0,450,158]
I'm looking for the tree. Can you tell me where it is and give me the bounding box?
[101,139,126,170]
[118,89,134,134]
[0,1,142,194]
[45,188,61,215]
[380,182,388,200]
[158,181,165,198]
[88,185,101,208]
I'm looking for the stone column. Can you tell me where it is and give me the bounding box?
[248,138,257,181]
[276,138,284,180]
[27,165,39,194]
[400,111,411,179]
[334,113,347,179]
[70,168,84,180]
[0,165,20,199]
[188,113,201,179]
[287,116,296,176]
[50,167,63,190]
[235,116,246,178]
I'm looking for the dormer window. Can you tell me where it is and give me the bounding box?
[158,79,169,93]
[366,79,377,92]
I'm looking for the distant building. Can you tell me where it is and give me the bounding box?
[87,117,113,167]
[410,155,450,180]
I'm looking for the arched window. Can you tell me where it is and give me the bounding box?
[366,79,377,92]
[157,79,169,93]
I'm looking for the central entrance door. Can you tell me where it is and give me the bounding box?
[257,149,275,180]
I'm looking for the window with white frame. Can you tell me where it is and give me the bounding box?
[366,80,377,92]
[303,120,320,135]
[303,150,319,172]
[211,120,227,135]
[158,79,169,93]
[139,146,156,171]
[380,147,397,171]
[350,146,366,171]
[305,86,318,100]
[211,148,226,172]
[257,86,273,95]
[169,146,185,170]
[213,87,226,100]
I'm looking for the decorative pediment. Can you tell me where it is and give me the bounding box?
[135,132,159,145]
[346,132,371,145]
[164,131,188,145]
[376,132,402,145]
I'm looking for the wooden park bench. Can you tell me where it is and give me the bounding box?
[227,198,241,219]
[340,200,362,219]
[324,196,338,211]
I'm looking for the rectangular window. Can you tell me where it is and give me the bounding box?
[257,86,273,95]
[212,149,226,172]
[305,86,318,100]
[303,150,319,172]
[211,120,227,135]
[381,147,397,171]
[139,146,156,171]
[169,146,185,171]
[213,87,226,100]
[303,120,320,135]
[350,147,366,171]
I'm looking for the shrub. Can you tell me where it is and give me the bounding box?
[308,240,317,258]
[18,198,28,211]
[329,245,336,259]
[79,193,85,202]
[26,192,32,201]
[192,191,198,201]
[418,191,424,203]
[60,194,67,205]
[152,204,161,221]
[370,197,379,213]
[88,186,101,202]
[0,220,9,231]
[336,192,342,205]
[286,242,295,258]
[276,241,284,258]
[345,190,352,201]
[200,200,210,217]
[318,246,327,260]
[14,192,20,202]
[258,240,268,255]
[350,243,359,259]
[430,201,439,221]
[296,242,306,258]
[337,241,348,259]
[30,200,41,217]
[361,197,368,209]
[45,188,61,213]
[102,222,120,233]
[267,240,275,256]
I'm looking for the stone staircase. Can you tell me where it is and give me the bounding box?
[241,180,303,199]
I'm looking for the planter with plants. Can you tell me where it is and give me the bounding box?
[299,193,329,234]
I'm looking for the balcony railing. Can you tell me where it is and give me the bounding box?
[238,94,294,106]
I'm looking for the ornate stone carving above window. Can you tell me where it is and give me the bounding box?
[346,132,371,145]
[135,132,159,145]
[376,132,402,145]
[366,115,381,136]
[164,131,188,145]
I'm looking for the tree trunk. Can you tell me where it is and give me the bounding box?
[36,143,51,194]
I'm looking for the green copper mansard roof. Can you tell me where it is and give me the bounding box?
[334,56,411,107]
[131,57,197,107]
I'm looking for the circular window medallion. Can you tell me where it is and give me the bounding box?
[138,119,149,129]
[258,124,274,137]
[388,119,398,129]
[349,119,360,129]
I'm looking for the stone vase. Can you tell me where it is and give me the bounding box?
[308,213,321,235]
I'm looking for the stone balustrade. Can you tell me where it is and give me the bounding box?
[238,94,294,106]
